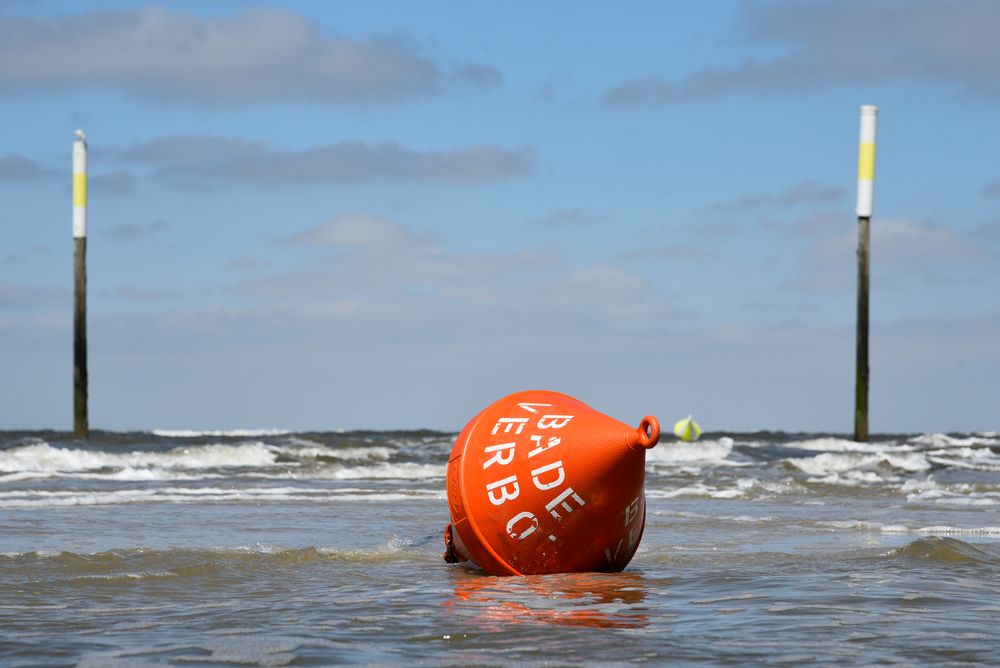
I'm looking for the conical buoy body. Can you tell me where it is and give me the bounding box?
[673,415,701,442]
[444,390,659,575]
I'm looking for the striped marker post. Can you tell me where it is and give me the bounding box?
[854,106,877,442]
[73,130,89,438]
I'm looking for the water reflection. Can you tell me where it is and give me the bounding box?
[445,569,659,629]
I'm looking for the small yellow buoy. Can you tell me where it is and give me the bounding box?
[673,415,701,442]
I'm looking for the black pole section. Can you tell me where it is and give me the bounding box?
[73,235,88,438]
[854,215,869,442]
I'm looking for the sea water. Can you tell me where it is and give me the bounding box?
[2,428,999,665]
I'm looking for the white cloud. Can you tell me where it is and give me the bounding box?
[0,155,49,180]
[115,135,534,187]
[616,244,710,263]
[104,220,169,241]
[795,217,989,290]
[0,7,497,103]
[1,244,51,266]
[90,171,137,195]
[4,236,997,431]
[239,212,673,335]
[285,213,415,249]
[0,280,68,309]
[604,0,1000,105]
[453,64,504,87]
[531,209,605,227]
[871,219,979,266]
[101,286,180,301]
[710,180,846,212]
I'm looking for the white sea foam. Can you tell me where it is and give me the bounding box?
[647,477,795,500]
[72,571,177,581]
[896,476,1000,505]
[647,483,746,500]
[906,488,1000,506]
[691,593,767,605]
[816,520,877,530]
[789,451,931,478]
[879,525,911,534]
[0,441,278,474]
[806,470,895,486]
[0,471,49,482]
[787,437,913,454]
[899,476,939,493]
[151,429,293,438]
[646,437,736,466]
[0,440,413,482]
[910,433,1000,448]
[881,525,1000,535]
[0,485,442,508]
[925,447,1000,472]
[328,463,445,480]
[271,444,393,462]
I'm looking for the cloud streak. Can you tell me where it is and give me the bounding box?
[244,212,677,333]
[710,180,846,213]
[0,155,49,180]
[104,220,170,241]
[531,209,606,227]
[90,171,137,195]
[285,212,417,249]
[117,135,534,187]
[0,6,496,103]
[0,281,68,309]
[604,0,1000,105]
[794,217,990,290]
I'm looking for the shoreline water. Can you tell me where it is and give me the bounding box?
[3,428,998,665]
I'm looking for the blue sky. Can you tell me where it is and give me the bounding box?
[2,0,999,432]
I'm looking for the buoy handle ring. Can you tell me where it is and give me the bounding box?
[636,416,660,449]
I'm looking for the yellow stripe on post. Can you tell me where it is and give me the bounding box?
[73,172,87,207]
[857,141,875,181]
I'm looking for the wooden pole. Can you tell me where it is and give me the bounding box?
[74,236,88,437]
[854,215,869,442]
[853,106,877,442]
[73,130,89,438]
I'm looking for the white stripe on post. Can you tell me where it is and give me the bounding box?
[73,130,87,238]
[855,105,877,217]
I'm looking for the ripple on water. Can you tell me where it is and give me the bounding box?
[883,536,1000,565]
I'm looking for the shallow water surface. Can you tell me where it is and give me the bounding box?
[2,429,999,665]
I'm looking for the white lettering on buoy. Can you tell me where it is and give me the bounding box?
[618,494,645,551]
[604,538,623,564]
[492,418,528,435]
[527,435,560,458]
[486,409,585,547]
[545,487,585,520]
[486,475,520,505]
[482,442,516,469]
[626,509,643,551]
[537,415,573,430]
[624,495,641,526]
[530,460,566,491]
[506,511,539,539]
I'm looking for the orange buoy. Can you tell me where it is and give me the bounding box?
[444,390,659,575]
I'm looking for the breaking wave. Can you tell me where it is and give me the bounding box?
[0,439,440,483]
